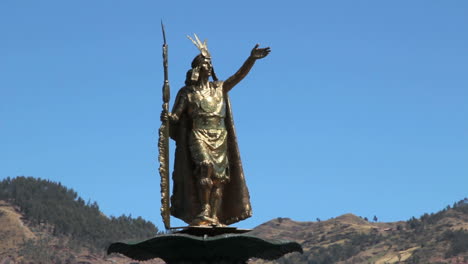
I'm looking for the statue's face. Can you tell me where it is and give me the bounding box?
[200,58,212,76]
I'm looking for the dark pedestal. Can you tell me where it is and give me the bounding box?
[107,227,302,264]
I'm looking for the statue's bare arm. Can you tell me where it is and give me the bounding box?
[223,44,271,93]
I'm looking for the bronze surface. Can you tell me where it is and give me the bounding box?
[159,33,270,228]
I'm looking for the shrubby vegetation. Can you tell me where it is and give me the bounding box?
[0,176,158,249]
[275,232,383,264]
[19,235,76,264]
[442,229,468,258]
[400,199,468,263]
[270,198,468,264]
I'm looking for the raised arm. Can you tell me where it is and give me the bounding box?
[223,44,271,93]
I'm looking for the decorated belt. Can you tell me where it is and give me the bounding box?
[193,117,225,130]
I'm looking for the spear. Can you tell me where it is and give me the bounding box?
[158,21,170,229]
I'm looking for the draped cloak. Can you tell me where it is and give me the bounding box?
[169,82,252,225]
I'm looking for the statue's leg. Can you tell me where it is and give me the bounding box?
[210,180,224,226]
[197,162,213,219]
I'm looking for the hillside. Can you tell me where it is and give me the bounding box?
[249,200,468,264]
[0,176,161,264]
[0,176,467,264]
[0,200,35,254]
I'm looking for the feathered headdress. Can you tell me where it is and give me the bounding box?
[186,34,217,82]
[187,33,211,59]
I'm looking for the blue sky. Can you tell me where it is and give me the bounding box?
[1,1,467,231]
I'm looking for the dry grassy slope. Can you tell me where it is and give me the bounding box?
[0,200,162,264]
[0,200,35,255]
[250,214,388,263]
[250,210,468,264]
[441,210,468,231]
[251,214,392,246]
[344,209,468,264]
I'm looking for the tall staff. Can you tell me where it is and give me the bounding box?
[158,21,170,229]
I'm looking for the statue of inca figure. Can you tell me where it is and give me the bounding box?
[161,34,270,227]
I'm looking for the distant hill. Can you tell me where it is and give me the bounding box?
[0,176,161,264]
[0,176,467,264]
[249,200,468,264]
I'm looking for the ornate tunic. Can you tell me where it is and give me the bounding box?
[186,82,229,182]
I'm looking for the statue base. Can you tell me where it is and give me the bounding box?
[107,227,302,264]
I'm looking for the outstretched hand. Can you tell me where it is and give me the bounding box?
[250,44,271,59]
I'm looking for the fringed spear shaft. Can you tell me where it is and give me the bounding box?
[158,21,171,230]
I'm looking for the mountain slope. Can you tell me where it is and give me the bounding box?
[250,201,468,264]
[0,176,161,263]
[0,200,35,254]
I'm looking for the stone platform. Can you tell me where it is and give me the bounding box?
[107,227,302,264]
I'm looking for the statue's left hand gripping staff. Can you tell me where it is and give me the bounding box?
[159,21,171,230]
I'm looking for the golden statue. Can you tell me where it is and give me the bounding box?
[159,32,270,228]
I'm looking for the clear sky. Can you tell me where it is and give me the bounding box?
[1,1,467,231]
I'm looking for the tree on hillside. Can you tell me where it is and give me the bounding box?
[0,176,159,250]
